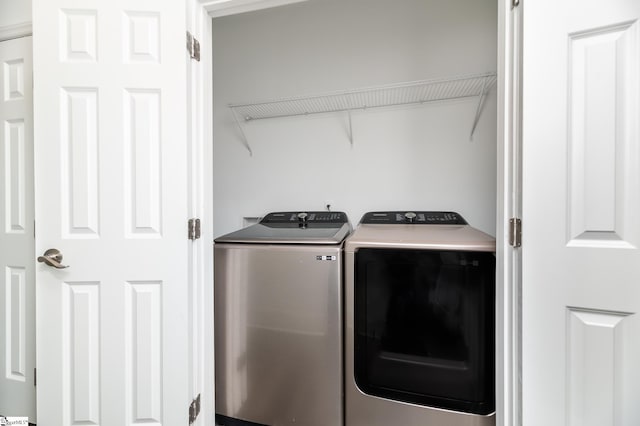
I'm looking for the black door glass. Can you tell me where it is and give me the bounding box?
[354,248,495,415]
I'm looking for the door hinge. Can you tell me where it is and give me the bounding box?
[509,218,522,248]
[188,394,201,425]
[34,368,37,386]
[188,218,201,240]
[187,31,200,61]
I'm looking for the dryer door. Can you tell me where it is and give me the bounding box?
[354,248,495,415]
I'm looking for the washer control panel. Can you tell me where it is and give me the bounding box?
[360,211,467,225]
[261,211,349,224]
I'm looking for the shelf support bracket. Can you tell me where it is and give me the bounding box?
[469,78,489,141]
[231,108,253,156]
[347,110,354,147]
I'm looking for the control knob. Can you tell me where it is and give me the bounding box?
[404,212,417,223]
[297,212,308,228]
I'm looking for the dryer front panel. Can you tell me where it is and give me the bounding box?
[353,247,495,415]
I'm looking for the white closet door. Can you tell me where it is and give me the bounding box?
[522,0,640,425]
[33,1,189,425]
[0,35,35,422]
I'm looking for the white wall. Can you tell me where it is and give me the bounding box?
[212,0,498,236]
[0,0,31,28]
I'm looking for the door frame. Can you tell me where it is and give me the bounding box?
[186,1,215,424]
[496,1,523,425]
[192,1,523,426]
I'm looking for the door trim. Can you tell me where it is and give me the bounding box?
[496,0,523,425]
[187,1,215,424]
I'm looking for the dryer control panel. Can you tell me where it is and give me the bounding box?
[360,211,467,225]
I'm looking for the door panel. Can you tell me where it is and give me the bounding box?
[567,21,640,248]
[33,1,189,424]
[0,35,35,421]
[565,308,635,426]
[522,1,640,425]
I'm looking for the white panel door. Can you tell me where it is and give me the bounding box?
[0,36,35,421]
[522,1,640,425]
[32,1,189,425]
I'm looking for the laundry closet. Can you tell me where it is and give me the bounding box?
[211,0,498,237]
[210,1,499,425]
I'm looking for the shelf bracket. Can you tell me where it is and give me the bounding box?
[231,108,253,156]
[469,77,490,141]
[347,110,354,147]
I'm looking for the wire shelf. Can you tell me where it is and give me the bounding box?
[228,72,497,154]
[230,72,496,120]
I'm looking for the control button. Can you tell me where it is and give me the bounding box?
[298,212,308,228]
[404,212,417,223]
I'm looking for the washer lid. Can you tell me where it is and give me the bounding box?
[214,211,352,244]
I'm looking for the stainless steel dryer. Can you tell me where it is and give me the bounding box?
[345,211,496,426]
[214,211,351,426]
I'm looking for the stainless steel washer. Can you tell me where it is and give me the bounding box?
[214,211,351,426]
[345,211,496,426]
